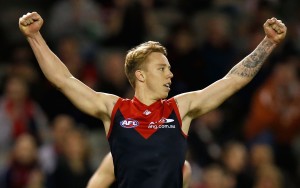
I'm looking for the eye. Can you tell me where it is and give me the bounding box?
[159,67,164,71]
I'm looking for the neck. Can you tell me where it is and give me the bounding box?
[134,87,160,106]
[134,94,158,106]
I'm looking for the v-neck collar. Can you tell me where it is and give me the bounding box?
[132,97,162,112]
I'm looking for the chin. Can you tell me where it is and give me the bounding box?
[155,89,169,99]
[160,92,169,99]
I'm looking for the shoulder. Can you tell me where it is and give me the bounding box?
[108,96,134,114]
[163,97,178,107]
[173,92,193,110]
[113,97,132,106]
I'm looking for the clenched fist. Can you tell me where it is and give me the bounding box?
[19,12,43,38]
[263,17,287,44]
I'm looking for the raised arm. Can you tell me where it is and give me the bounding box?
[19,12,118,129]
[175,17,287,133]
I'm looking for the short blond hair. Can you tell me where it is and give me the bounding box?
[125,41,167,88]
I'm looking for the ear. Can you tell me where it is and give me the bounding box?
[135,70,145,82]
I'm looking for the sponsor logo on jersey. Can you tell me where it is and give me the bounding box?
[159,118,174,123]
[148,118,175,129]
[120,118,139,128]
[143,110,151,115]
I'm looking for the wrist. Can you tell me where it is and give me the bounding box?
[26,32,41,41]
[264,36,281,46]
[264,36,279,48]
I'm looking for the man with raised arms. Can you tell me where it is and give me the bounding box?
[19,12,286,188]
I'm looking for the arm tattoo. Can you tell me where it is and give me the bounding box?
[229,39,275,78]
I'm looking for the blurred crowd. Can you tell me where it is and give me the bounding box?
[0,0,299,187]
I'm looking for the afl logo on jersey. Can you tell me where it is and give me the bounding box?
[120,118,139,128]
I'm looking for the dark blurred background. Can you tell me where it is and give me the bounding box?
[0,0,299,187]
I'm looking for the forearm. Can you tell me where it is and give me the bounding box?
[193,37,277,113]
[226,36,277,85]
[27,32,72,88]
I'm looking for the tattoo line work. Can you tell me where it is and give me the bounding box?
[229,39,274,78]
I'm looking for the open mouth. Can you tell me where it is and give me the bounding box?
[164,83,171,89]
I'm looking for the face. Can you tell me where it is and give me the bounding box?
[5,77,28,102]
[52,115,74,144]
[64,131,87,161]
[13,134,37,165]
[141,52,173,99]
[224,145,247,173]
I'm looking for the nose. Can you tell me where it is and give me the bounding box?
[167,70,174,78]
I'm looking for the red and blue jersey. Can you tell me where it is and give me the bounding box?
[107,97,188,188]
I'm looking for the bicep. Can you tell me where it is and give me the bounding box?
[176,76,242,119]
[58,76,118,119]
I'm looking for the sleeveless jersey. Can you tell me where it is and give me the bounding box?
[107,97,187,188]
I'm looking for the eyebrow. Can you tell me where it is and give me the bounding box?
[156,63,171,69]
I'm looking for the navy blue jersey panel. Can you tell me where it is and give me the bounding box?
[108,98,187,188]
